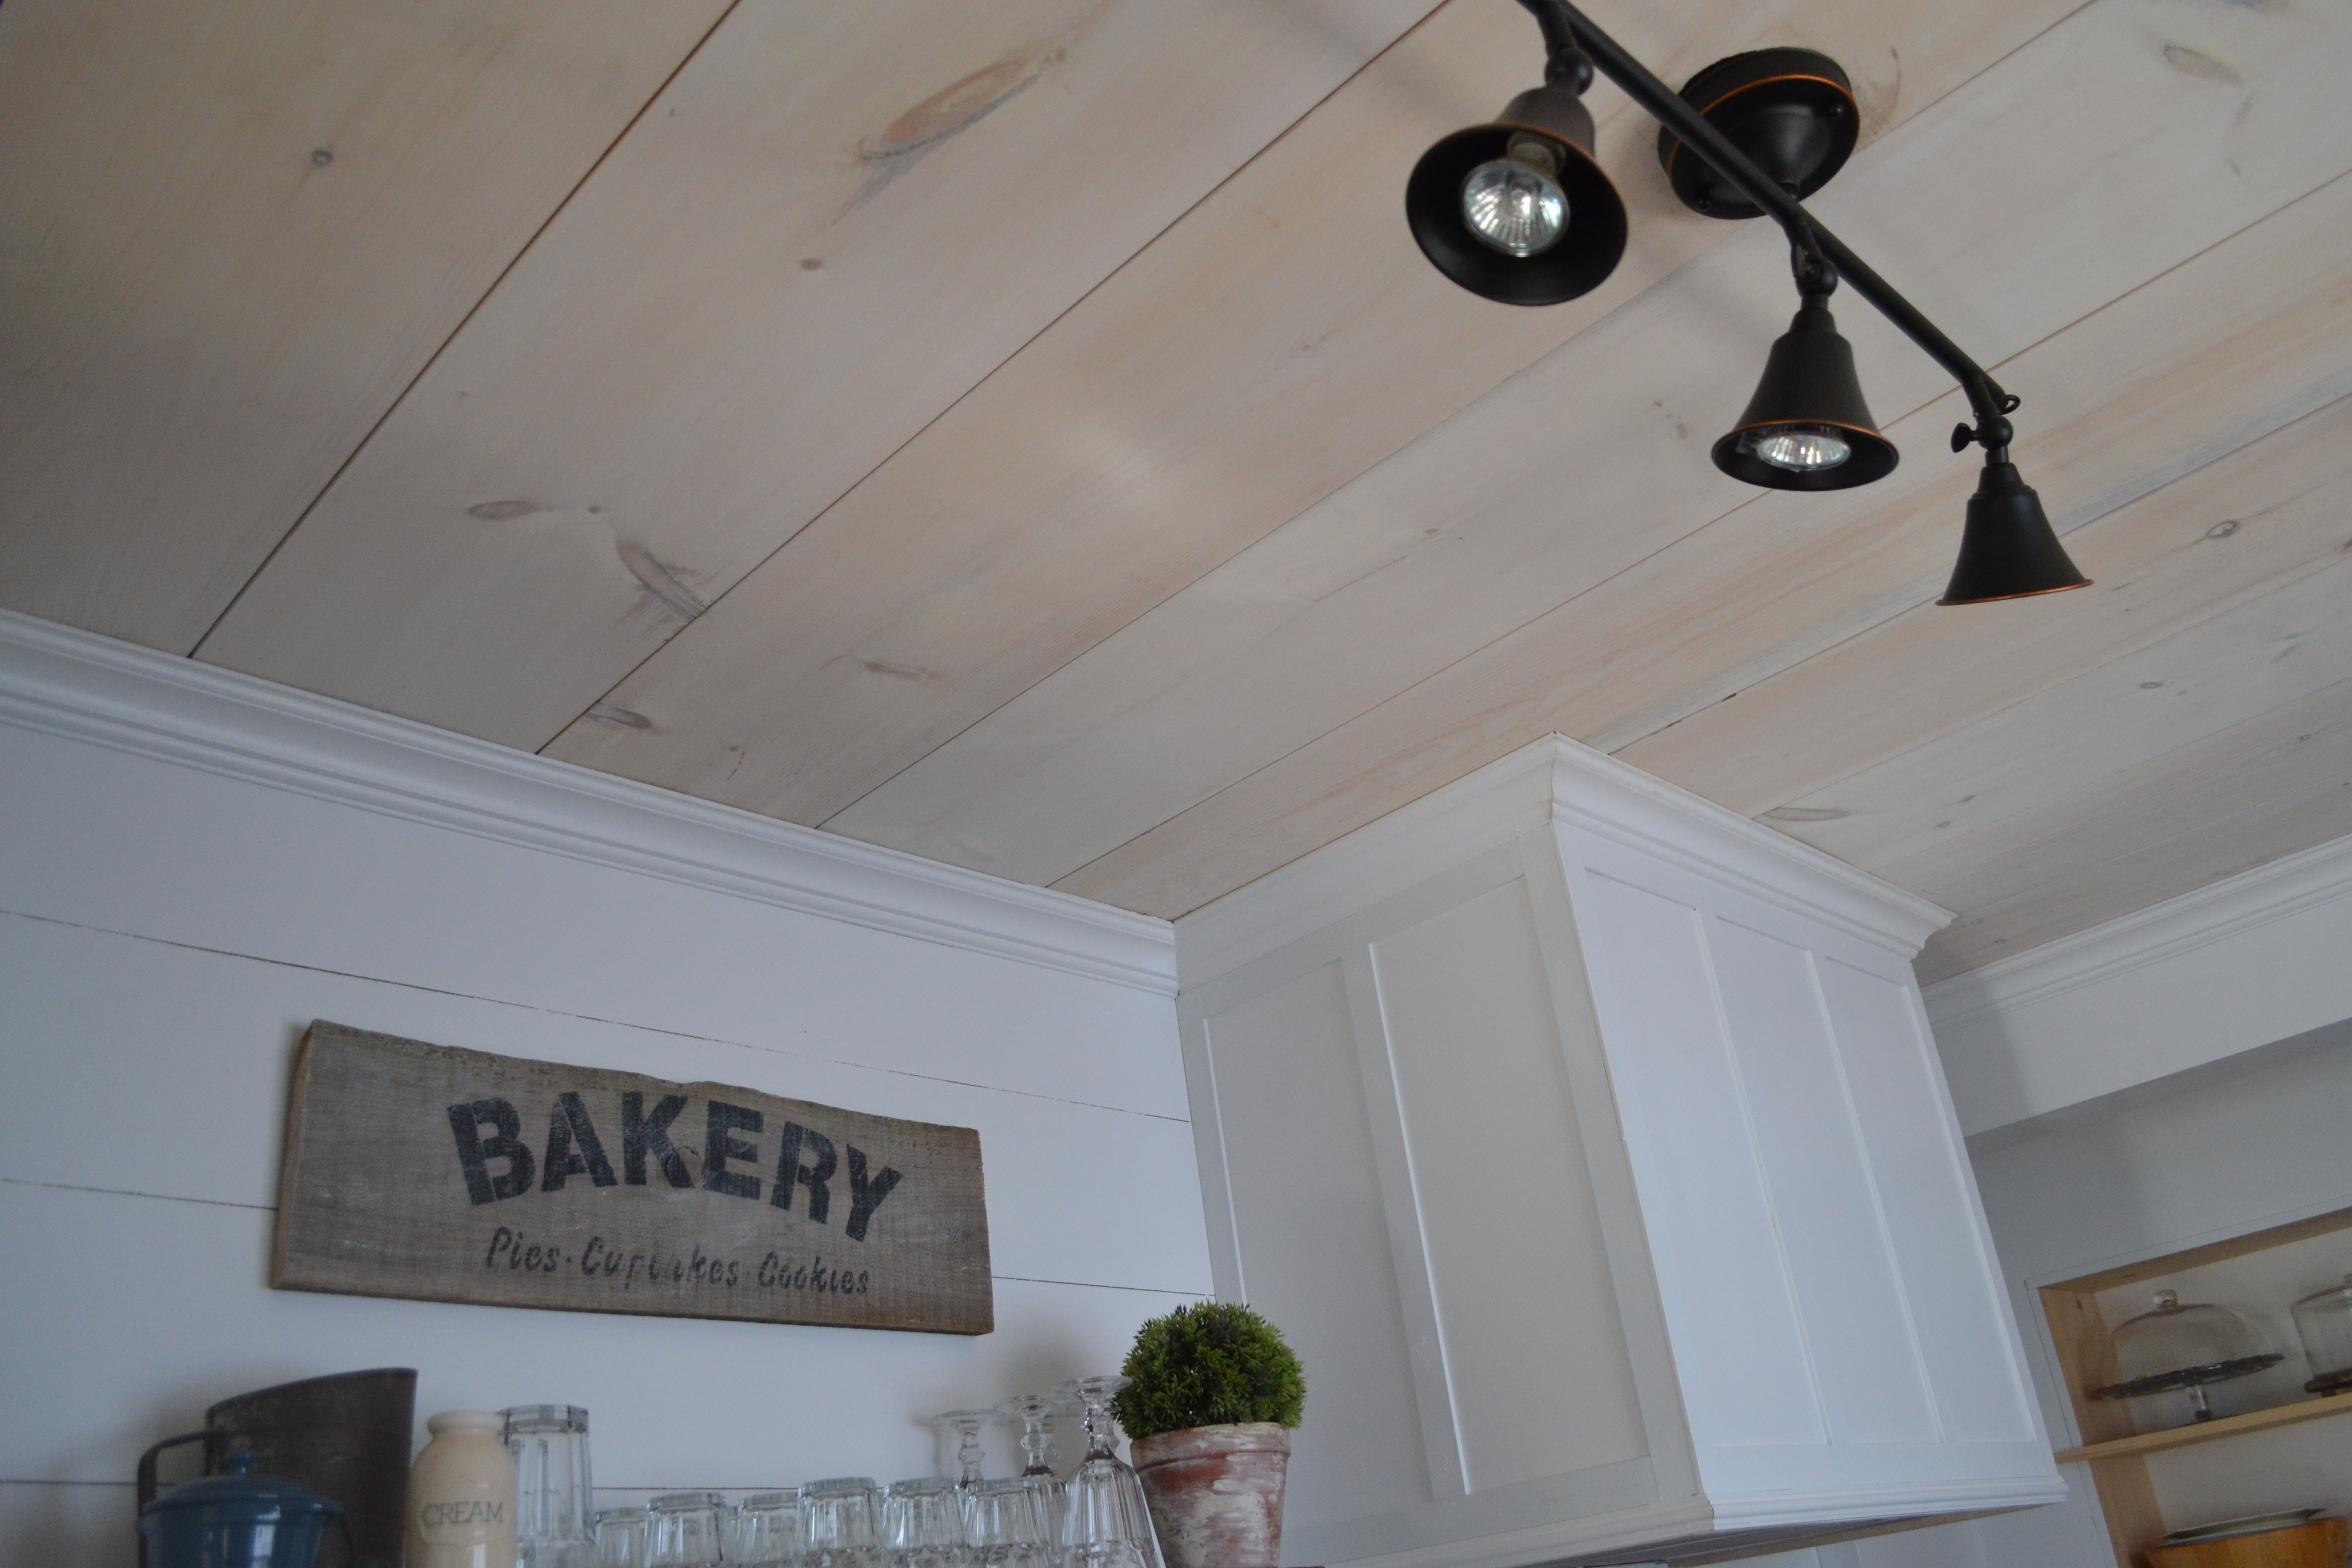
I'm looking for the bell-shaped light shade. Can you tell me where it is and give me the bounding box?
[1407,81,1627,306]
[1712,297,1897,489]
[1939,461,2092,604]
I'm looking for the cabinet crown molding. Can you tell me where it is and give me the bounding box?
[1175,733,1949,988]
[0,611,1176,994]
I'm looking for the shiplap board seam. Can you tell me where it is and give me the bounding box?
[1921,829,2352,1033]
[0,1179,1195,1298]
[0,904,1188,1125]
[0,612,1174,994]
[1174,735,1949,988]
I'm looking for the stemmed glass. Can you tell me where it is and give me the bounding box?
[967,1478,1054,1568]
[1054,1376,1165,1568]
[932,1409,998,1490]
[995,1393,1066,1551]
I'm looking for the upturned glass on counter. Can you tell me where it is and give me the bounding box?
[505,1405,596,1568]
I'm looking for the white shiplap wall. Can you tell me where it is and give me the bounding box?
[0,614,1208,1566]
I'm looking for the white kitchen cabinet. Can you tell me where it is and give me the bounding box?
[1173,738,2064,1567]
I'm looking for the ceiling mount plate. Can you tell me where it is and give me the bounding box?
[1657,47,1858,219]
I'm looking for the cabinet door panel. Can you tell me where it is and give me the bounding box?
[1369,880,1646,1493]
[1707,915,1942,1446]
[1199,961,1433,1525]
[1570,863,1829,1451]
[1817,958,2039,1444]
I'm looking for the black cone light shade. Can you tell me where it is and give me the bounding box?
[1938,462,2091,603]
[1406,80,1627,306]
[1712,296,1898,490]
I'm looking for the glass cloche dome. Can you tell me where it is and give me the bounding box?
[2095,1289,2282,1423]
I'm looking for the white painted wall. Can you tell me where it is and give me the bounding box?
[1874,830,2352,1568]
[0,614,1208,1566]
[1975,1028,2352,1562]
[1924,835,2352,1138]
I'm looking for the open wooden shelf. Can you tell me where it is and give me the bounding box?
[2055,1396,2352,1464]
[2038,1206,2352,1568]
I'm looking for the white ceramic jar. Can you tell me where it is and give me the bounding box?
[409,1410,519,1568]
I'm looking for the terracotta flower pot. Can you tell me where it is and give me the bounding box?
[1128,1421,1291,1568]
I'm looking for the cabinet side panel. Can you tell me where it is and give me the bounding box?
[1370,879,1648,1493]
[1708,917,1943,1446]
[1569,864,1829,1449]
[1817,958,2038,1443]
[1202,962,1433,1526]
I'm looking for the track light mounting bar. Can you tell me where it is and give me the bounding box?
[1517,0,2020,459]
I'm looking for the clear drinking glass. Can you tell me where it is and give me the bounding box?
[594,1508,649,1568]
[932,1410,997,1489]
[884,1477,970,1568]
[734,1491,802,1568]
[647,1492,729,1568]
[1054,1377,1165,1568]
[799,1477,887,1568]
[505,1405,597,1568]
[966,1479,1053,1568]
[995,1395,1066,1552]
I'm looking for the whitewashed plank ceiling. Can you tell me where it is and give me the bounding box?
[4,0,2347,980]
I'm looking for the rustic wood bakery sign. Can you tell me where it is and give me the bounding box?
[272,1022,992,1334]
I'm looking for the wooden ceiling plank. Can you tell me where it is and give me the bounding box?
[1762,547,2352,874]
[542,0,2083,812]
[0,0,730,652]
[1900,676,2352,981]
[1630,391,2352,838]
[829,0,2351,886]
[1051,164,2352,919]
[192,0,1443,742]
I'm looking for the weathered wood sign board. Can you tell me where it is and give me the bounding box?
[273,1022,992,1333]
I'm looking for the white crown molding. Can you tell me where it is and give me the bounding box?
[0,611,1176,995]
[1175,734,1949,988]
[1922,831,2352,1033]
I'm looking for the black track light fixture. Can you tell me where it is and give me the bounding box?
[1405,51,1627,305]
[1941,458,2092,605]
[1712,277,1896,490]
[1408,0,2090,605]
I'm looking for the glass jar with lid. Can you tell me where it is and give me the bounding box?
[505,1406,595,1568]
[2096,1289,2282,1424]
[2292,1273,2352,1395]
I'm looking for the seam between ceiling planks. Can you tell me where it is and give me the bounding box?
[794,0,2111,834]
[1041,133,2352,920]
[184,0,1454,756]
[535,0,2106,842]
[522,4,1464,761]
[185,0,751,660]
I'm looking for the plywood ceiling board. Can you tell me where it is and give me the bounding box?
[0,0,727,652]
[1760,546,2352,877]
[860,0,2349,895]
[544,0,2081,822]
[192,0,1442,743]
[1614,181,2352,813]
[1052,157,2352,917]
[1907,675,2352,980]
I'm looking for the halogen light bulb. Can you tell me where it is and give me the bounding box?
[1745,423,1852,472]
[1461,136,1568,258]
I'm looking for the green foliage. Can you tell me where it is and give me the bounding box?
[1112,1301,1306,1439]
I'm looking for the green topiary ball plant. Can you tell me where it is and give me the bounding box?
[1113,1301,1306,1440]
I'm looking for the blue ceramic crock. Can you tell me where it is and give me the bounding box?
[138,1452,343,1568]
